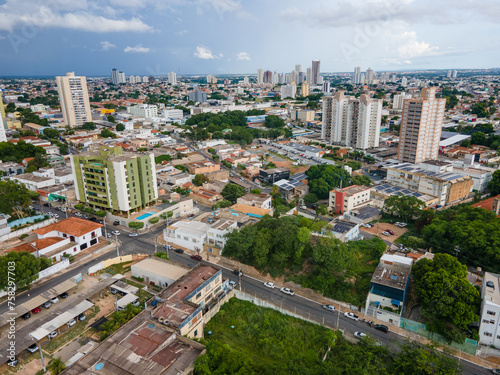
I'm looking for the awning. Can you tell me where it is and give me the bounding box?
[391,299,401,306]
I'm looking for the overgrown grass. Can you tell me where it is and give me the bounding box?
[102,262,133,275]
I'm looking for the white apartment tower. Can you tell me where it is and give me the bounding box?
[168,71,177,85]
[353,66,362,84]
[56,72,92,128]
[0,116,7,142]
[257,68,264,84]
[397,87,446,164]
[306,67,312,84]
[281,84,296,99]
[322,92,382,150]
[392,93,412,110]
[366,68,374,85]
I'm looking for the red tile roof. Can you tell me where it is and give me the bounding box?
[472,194,500,214]
[33,217,103,237]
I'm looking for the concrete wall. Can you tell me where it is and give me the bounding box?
[0,218,56,242]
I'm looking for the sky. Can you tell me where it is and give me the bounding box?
[0,0,499,77]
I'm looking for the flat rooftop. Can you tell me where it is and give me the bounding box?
[371,260,411,291]
[483,272,500,306]
[336,184,370,196]
[132,258,189,280]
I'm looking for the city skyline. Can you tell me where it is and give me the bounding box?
[1,0,499,76]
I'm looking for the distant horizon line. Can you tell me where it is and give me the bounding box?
[1,67,499,80]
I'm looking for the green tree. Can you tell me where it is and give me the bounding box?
[43,128,60,139]
[312,236,353,274]
[107,115,116,123]
[303,193,318,205]
[351,174,371,186]
[250,188,261,195]
[488,169,500,195]
[221,183,246,203]
[193,174,209,186]
[47,357,66,375]
[412,253,480,331]
[346,161,362,170]
[391,343,461,375]
[116,123,125,131]
[315,204,328,217]
[383,194,425,221]
[0,252,44,289]
[100,129,117,138]
[81,122,96,130]
[0,180,39,215]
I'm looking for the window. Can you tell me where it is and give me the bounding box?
[483,319,489,323]
[487,311,496,316]
[491,320,496,324]
[196,292,201,299]
[484,332,493,337]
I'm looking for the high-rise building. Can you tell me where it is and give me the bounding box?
[56,72,92,128]
[263,70,273,84]
[311,60,320,85]
[273,70,279,84]
[243,76,249,85]
[452,70,458,78]
[206,75,213,84]
[323,81,330,93]
[366,68,374,85]
[127,104,158,118]
[353,66,362,84]
[188,89,208,103]
[142,76,149,83]
[0,92,5,118]
[168,71,177,85]
[280,84,296,99]
[392,93,412,110]
[71,146,158,214]
[129,75,136,84]
[301,83,310,97]
[0,116,6,142]
[111,69,126,85]
[257,68,264,84]
[295,64,302,73]
[397,87,446,164]
[401,77,408,87]
[322,91,382,150]
[306,67,312,84]
[447,70,452,78]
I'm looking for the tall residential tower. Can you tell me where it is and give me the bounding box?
[56,72,92,128]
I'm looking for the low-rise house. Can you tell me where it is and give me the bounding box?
[236,193,272,209]
[190,188,222,206]
[163,220,212,252]
[258,168,290,184]
[329,219,360,242]
[329,185,371,214]
[131,257,189,288]
[186,161,220,175]
[205,218,237,255]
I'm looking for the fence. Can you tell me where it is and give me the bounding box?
[0,218,56,242]
[400,318,478,355]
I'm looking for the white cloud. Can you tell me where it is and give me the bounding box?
[0,1,153,33]
[236,51,250,61]
[396,31,439,58]
[124,44,150,53]
[100,41,116,51]
[175,29,188,35]
[194,46,222,59]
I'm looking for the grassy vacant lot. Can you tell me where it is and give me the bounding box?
[194,299,461,375]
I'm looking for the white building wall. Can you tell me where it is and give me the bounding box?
[112,161,131,212]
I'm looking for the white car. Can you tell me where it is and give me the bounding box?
[128,233,138,237]
[322,305,336,312]
[354,331,367,339]
[382,231,390,236]
[50,297,59,304]
[112,231,120,236]
[67,319,77,327]
[263,282,275,289]
[280,287,295,296]
[229,280,237,287]
[344,312,359,321]
[49,331,58,339]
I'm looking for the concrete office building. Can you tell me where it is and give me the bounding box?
[322,91,382,149]
[71,146,158,214]
[168,71,177,85]
[111,68,126,85]
[188,89,207,103]
[353,66,362,84]
[281,84,296,99]
[397,87,446,164]
[257,68,264,84]
[127,104,158,118]
[311,60,320,84]
[56,72,92,127]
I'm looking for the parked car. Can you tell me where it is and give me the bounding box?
[113,220,120,226]
[382,231,390,236]
[106,233,112,238]
[59,292,68,299]
[374,324,389,333]
[229,281,237,287]
[21,312,31,320]
[362,224,371,228]
[174,248,184,254]
[50,297,59,304]
[344,312,359,321]
[7,357,18,367]
[131,300,140,307]
[233,269,243,276]
[112,230,120,236]
[191,254,202,261]
[280,287,295,296]
[78,313,86,321]
[386,229,395,235]
[68,319,77,327]
[48,331,58,339]
[128,233,138,237]
[263,282,275,289]
[32,307,42,314]
[27,344,39,353]
[42,301,51,309]
[354,331,367,339]
[322,305,336,312]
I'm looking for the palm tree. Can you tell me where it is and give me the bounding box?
[122,304,140,320]
[98,320,116,337]
[47,357,66,375]
[111,311,126,326]
[11,205,27,219]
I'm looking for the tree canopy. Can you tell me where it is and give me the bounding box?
[305,164,351,199]
[221,183,246,203]
[0,180,39,215]
[383,194,425,222]
[0,252,51,289]
[0,140,47,163]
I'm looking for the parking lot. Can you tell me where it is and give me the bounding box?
[360,222,408,243]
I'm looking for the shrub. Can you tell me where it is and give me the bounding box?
[95,210,107,218]
[84,207,94,214]
[155,252,169,260]
[74,204,84,210]
[20,234,28,239]
[128,222,144,229]
[149,217,159,224]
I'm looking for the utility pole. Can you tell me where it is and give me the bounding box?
[336,307,341,330]
[454,245,460,258]
[103,216,108,238]
[238,267,242,292]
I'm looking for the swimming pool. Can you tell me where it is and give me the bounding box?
[136,212,154,220]
[8,215,46,227]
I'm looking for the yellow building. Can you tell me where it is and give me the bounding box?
[301,83,310,97]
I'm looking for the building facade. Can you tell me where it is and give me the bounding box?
[479,272,500,346]
[71,146,158,214]
[397,87,446,164]
[322,91,382,149]
[56,72,92,127]
[127,104,158,118]
[329,185,372,214]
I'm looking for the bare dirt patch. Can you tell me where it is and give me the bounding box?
[360,223,408,243]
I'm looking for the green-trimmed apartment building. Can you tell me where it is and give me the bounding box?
[71,146,158,214]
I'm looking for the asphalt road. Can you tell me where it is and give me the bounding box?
[9,202,490,374]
